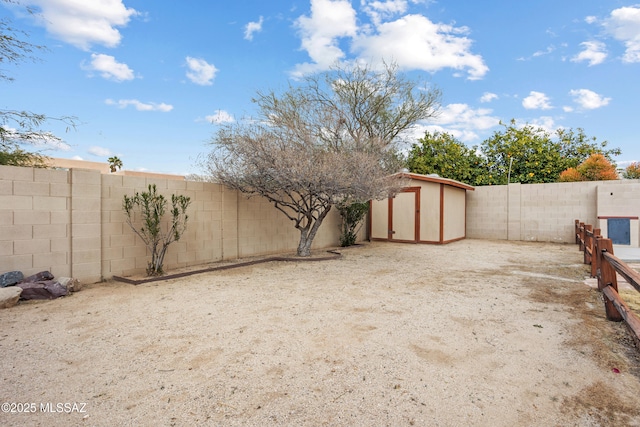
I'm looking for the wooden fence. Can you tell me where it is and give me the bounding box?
[575,220,640,348]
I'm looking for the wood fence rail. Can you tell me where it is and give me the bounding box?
[575,219,640,349]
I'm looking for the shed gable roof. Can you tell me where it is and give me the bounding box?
[399,172,475,191]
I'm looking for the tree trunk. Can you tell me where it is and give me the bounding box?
[297,233,312,257]
[295,206,332,257]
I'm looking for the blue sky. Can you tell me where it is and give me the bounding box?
[2,0,639,175]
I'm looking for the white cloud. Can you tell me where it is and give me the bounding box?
[352,15,488,80]
[416,125,480,143]
[522,91,552,110]
[26,0,138,50]
[604,5,640,63]
[480,92,498,103]
[532,45,555,57]
[84,53,135,81]
[88,146,112,157]
[571,41,607,66]
[433,103,500,131]
[405,103,499,143]
[517,45,556,62]
[293,1,487,80]
[35,138,71,151]
[244,16,264,41]
[293,0,358,76]
[362,0,409,25]
[206,110,235,124]
[618,159,640,169]
[585,16,598,25]
[105,99,173,112]
[185,57,218,86]
[569,89,611,109]
[529,116,558,133]
[506,117,562,135]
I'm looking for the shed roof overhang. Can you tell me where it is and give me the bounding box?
[395,172,475,191]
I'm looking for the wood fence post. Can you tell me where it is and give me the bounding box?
[579,222,585,252]
[575,219,580,245]
[598,238,623,322]
[594,236,601,280]
[584,224,592,265]
[591,229,601,278]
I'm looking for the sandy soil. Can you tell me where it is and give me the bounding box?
[1,239,640,427]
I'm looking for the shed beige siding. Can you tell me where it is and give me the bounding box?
[369,173,473,245]
[443,186,467,242]
[419,181,440,242]
[370,199,388,240]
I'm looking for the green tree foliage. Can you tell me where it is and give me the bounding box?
[337,201,369,247]
[123,184,191,276]
[1,0,76,167]
[0,145,47,167]
[480,120,619,185]
[406,120,620,186]
[623,162,640,179]
[406,131,484,185]
[108,156,123,172]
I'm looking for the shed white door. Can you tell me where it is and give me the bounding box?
[390,188,420,242]
[370,199,389,240]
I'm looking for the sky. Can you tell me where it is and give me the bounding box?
[2,0,640,175]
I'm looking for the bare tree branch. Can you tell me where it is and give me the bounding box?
[204,62,440,256]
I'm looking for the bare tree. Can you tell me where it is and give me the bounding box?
[1,0,77,167]
[204,62,440,256]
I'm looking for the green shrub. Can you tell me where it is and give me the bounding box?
[337,201,369,247]
[123,184,191,276]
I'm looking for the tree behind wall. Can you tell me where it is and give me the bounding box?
[559,153,619,182]
[406,131,484,185]
[406,120,621,186]
[623,162,640,179]
[108,156,123,172]
[480,121,620,185]
[204,62,441,256]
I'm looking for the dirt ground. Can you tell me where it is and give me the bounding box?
[2,239,640,427]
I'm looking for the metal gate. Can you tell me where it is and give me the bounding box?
[608,218,630,245]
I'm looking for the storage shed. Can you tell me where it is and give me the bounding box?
[369,173,475,244]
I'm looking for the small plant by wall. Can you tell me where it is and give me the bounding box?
[123,184,191,276]
[337,201,369,247]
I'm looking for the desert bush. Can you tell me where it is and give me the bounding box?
[123,184,191,276]
[337,201,369,247]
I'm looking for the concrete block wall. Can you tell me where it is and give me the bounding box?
[597,180,640,217]
[467,180,640,244]
[596,180,640,246]
[466,185,508,240]
[100,175,226,278]
[518,181,599,243]
[236,195,341,257]
[8,162,636,284]
[70,169,102,283]
[507,184,521,241]
[0,165,72,279]
[0,165,343,283]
